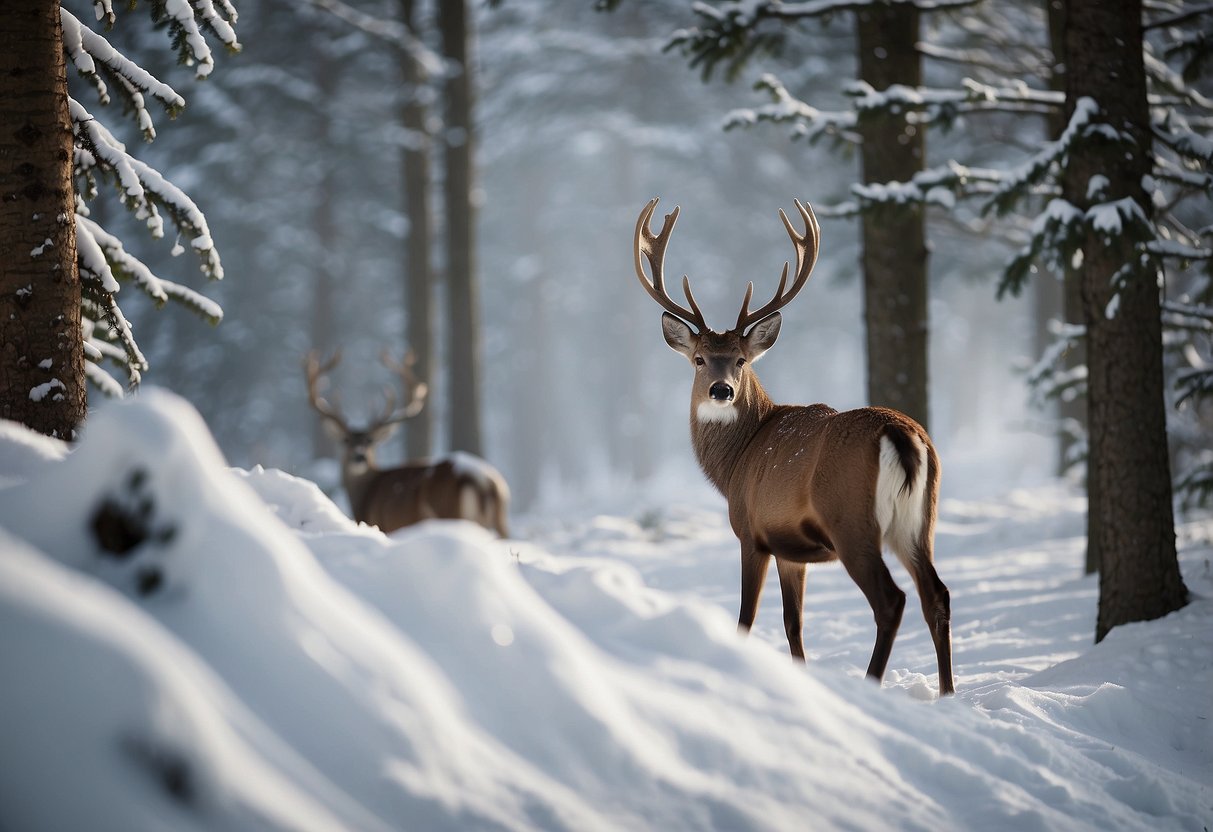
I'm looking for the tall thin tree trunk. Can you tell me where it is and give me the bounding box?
[1063,0,1187,641]
[309,187,337,460]
[400,0,434,459]
[856,4,929,430]
[0,2,85,439]
[439,0,482,455]
[310,59,339,461]
[509,161,554,510]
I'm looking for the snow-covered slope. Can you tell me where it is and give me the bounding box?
[0,391,1209,831]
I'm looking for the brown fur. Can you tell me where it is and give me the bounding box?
[343,452,510,537]
[636,198,952,694]
[685,332,953,695]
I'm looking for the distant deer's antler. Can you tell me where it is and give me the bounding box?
[304,350,351,432]
[374,349,429,427]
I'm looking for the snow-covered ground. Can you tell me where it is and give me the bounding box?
[1,390,1210,831]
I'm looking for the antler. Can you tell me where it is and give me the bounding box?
[372,349,429,428]
[304,350,351,433]
[634,197,708,333]
[734,199,821,332]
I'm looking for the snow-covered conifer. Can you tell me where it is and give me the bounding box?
[63,0,238,395]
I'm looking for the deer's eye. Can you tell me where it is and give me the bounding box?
[694,356,705,366]
[736,357,746,367]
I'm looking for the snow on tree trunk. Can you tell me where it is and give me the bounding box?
[0,2,86,439]
[1062,0,1188,641]
[855,3,929,431]
[440,0,483,456]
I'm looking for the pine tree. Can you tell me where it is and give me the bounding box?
[1064,0,1188,639]
[400,0,436,459]
[667,0,1205,638]
[0,0,239,439]
[666,0,986,431]
[440,0,484,455]
[0,3,85,438]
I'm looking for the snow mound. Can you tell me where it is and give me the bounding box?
[0,390,1210,831]
[0,417,68,488]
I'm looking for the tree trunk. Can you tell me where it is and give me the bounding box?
[1040,0,1098,574]
[855,4,929,430]
[1062,0,1187,641]
[508,162,553,510]
[1040,0,1089,487]
[310,60,339,461]
[400,0,435,459]
[0,2,85,439]
[439,0,483,455]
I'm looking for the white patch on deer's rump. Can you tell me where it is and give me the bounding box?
[875,434,927,566]
[697,401,738,424]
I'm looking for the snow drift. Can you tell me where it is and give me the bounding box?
[0,390,1209,831]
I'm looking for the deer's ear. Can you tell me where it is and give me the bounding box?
[745,312,781,362]
[662,313,697,359]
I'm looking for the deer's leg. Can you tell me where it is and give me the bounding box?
[839,538,905,684]
[737,539,771,634]
[775,558,807,661]
[903,552,954,695]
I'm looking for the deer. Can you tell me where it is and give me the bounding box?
[304,350,510,537]
[633,197,953,696]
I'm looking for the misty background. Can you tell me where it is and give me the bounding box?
[94,0,1054,509]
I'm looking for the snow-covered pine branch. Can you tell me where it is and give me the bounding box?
[61,8,185,138]
[688,0,981,27]
[670,0,981,80]
[723,74,859,145]
[1147,238,1213,263]
[151,0,240,79]
[78,215,223,323]
[1155,124,1213,166]
[61,1,239,395]
[986,96,1100,216]
[844,78,1062,128]
[70,97,223,281]
[1144,49,1213,111]
[839,160,1008,215]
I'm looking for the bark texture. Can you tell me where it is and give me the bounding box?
[855,3,929,430]
[401,0,434,459]
[1062,0,1187,641]
[0,1,85,438]
[439,0,483,455]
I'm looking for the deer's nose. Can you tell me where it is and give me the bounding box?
[709,381,734,402]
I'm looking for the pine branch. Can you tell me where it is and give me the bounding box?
[670,0,981,80]
[62,7,185,138]
[1144,1,1213,30]
[723,73,860,144]
[78,215,223,323]
[844,77,1062,129]
[985,97,1099,217]
[70,96,224,281]
[147,0,241,78]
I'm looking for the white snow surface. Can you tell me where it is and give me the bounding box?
[0,390,1210,831]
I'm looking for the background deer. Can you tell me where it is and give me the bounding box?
[304,351,510,537]
[634,197,953,695]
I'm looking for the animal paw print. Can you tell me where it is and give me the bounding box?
[90,467,178,597]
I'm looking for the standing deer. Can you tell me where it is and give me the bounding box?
[633,197,953,695]
[304,351,510,537]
